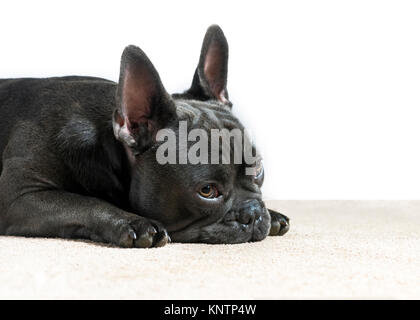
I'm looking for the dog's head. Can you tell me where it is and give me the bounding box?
[112,25,270,243]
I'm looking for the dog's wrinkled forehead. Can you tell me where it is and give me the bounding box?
[174,99,243,131]
[173,98,260,166]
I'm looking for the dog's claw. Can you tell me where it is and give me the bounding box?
[148,226,157,236]
[128,230,137,240]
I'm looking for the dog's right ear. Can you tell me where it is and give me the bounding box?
[114,45,176,154]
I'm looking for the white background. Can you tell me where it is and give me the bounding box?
[1,0,420,200]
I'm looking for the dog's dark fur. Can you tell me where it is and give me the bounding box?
[0,25,289,247]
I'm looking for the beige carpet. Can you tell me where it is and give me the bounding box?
[0,201,419,299]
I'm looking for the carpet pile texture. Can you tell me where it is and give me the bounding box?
[0,201,419,299]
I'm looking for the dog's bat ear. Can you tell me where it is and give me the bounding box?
[186,25,231,106]
[114,45,176,153]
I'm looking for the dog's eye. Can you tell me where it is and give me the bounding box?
[198,184,219,199]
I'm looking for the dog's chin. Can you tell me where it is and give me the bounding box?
[169,210,271,244]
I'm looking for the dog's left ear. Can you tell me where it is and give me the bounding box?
[186,25,231,106]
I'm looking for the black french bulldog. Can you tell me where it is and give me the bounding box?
[0,25,289,248]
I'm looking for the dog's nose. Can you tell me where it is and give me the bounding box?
[237,200,262,225]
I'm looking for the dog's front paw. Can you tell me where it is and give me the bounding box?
[115,216,170,248]
[268,209,290,236]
